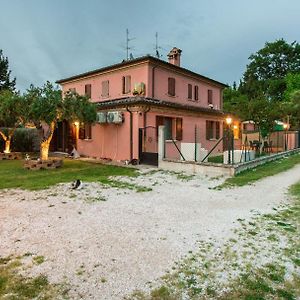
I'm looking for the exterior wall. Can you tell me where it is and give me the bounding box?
[61,62,151,101]
[76,111,131,161]
[144,109,224,154]
[150,63,222,109]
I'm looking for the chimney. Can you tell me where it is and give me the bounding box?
[167,47,182,67]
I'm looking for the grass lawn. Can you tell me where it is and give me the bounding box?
[207,155,223,164]
[0,159,137,190]
[220,153,300,188]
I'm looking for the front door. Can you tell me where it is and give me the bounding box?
[50,121,77,153]
[139,126,158,166]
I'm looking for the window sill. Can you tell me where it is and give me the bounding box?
[167,94,176,97]
[79,139,93,142]
[165,139,179,142]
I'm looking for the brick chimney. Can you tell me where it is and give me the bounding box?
[167,47,182,67]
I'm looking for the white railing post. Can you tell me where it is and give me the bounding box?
[158,125,165,162]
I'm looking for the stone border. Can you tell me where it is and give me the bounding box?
[0,152,22,160]
[159,148,300,177]
[24,158,63,170]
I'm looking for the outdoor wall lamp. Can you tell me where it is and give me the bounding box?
[74,121,79,127]
[225,116,232,125]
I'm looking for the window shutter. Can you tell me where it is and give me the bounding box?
[188,84,192,99]
[168,77,175,96]
[102,80,109,97]
[208,89,213,104]
[85,84,92,98]
[194,86,199,100]
[84,124,92,139]
[122,76,126,94]
[206,121,210,140]
[216,121,220,139]
[176,118,183,141]
[79,123,85,140]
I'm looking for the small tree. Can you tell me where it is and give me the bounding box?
[26,82,97,160]
[0,50,16,92]
[0,90,25,153]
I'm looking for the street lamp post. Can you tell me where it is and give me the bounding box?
[226,116,233,164]
[283,123,289,151]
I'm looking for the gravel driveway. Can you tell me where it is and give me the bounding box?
[1,165,300,299]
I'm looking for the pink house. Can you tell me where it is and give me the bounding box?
[54,48,227,165]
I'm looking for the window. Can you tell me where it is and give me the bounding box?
[164,117,173,140]
[206,120,220,140]
[194,86,199,101]
[156,116,182,140]
[79,123,92,140]
[208,89,213,104]
[101,80,109,97]
[85,84,92,98]
[122,76,131,94]
[168,77,176,96]
[187,84,192,99]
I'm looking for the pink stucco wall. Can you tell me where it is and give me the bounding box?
[62,62,150,101]
[149,64,222,109]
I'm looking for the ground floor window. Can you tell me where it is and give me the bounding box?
[156,116,183,141]
[79,123,92,140]
[206,120,220,140]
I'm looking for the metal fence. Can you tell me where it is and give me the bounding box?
[163,128,300,165]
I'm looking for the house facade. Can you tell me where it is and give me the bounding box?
[55,48,227,165]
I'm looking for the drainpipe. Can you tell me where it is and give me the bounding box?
[143,107,151,152]
[126,106,133,161]
[152,65,157,98]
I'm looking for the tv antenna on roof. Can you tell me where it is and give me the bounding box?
[126,29,136,60]
[155,32,164,59]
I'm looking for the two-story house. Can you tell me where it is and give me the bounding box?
[54,47,226,165]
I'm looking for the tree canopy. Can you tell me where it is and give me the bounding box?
[0,50,16,92]
[25,82,97,160]
[239,39,300,102]
[0,90,26,152]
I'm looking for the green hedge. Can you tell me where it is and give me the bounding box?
[0,128,40,152]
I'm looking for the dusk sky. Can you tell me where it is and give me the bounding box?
[1,0,300,91]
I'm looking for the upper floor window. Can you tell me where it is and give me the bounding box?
[122,76,131,94]
[187,84,192,99]
[85,84,92,98]
[168,77,176,96]
[194,86,199,101]
[208,89,213,104]
[101,80,109,97]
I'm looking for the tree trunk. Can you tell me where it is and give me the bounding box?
[40,122,55,161]
[4,139,11,153]
[0,130,14,154]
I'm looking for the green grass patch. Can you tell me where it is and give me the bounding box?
[98,177,152,192]
[0,160,137,190]
[0,256,60,299]
[219,153,300,188]
[208,155,223,164]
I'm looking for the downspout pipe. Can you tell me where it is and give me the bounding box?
[126,106,133,161]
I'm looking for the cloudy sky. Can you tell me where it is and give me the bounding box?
[1,0,299,91]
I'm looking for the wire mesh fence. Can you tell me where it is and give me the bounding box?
[163,127,300,165]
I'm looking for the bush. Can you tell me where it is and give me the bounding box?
[0,127,40,152]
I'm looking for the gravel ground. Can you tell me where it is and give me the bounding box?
[1,165,300,299]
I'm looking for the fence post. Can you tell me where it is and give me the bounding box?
[158,125,165,162]
[194,125,197,162]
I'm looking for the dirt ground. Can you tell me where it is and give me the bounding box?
[1,165,300,299]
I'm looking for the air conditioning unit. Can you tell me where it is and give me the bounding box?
[97,112,107,124]
[133,82,145,95]
[107,111,123,124]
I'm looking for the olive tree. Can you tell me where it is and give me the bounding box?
[26,82,97,160]
[0,90,25,153]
